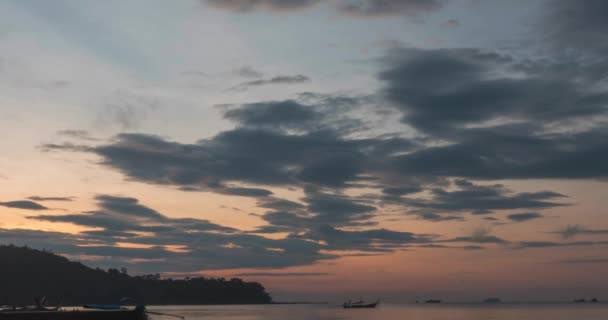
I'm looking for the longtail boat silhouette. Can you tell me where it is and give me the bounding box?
[342,299,380,309]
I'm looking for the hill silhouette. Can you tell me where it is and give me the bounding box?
[0,245,271,305]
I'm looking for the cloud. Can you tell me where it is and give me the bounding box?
[540,1,608,58]
[22,193,433,271]
[382,186,423,196]
[31,195,236,234]
[379,47,608,136]
[391,125,608,180]
[27,196,74,202]
[0,200,49,210]
[414,213,464,222]
[549,225,608,239]
[223,100,320,131]
[236,66,264,78]
[24,195,341,272]
[440,227,508,244]
[232,75,310,91]
[513,241,608,249]
[204,0,320,12]
[56,130,99,141]
[401,180,566,220]
[441,19,459,28]
[234,272,331,277]
[88,128,378,190]
[205,0,444,17]
[95,195,166,219]
[338,0,444,17]
[255,191,379,235]
[506,212,544,222]
[221,187,273,197]
[295,224,429,252]
[204,0,445,18]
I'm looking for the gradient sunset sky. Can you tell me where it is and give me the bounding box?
[1,0,608,302]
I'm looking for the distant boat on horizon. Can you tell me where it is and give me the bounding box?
[483,297,502,303]
[342,299,380,309]
[425,299,441,304]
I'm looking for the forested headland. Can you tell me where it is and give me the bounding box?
[0,245,272,306]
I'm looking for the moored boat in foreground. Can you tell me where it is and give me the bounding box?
[0,306,147,320]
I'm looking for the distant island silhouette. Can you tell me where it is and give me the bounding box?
[0,245,271,305]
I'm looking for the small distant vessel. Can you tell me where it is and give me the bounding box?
[590,298,599,303]
[342,299,380,309]
[574,299,586,303]
[483,298,502,303]
[425,299,441,303]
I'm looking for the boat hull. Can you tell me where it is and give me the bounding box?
[0,309,147,320]
[343,300,379,309]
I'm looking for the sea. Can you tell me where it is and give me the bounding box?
[147,303,608,320]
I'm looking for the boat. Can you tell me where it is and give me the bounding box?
[425,299,441,303]
[0,306,147,320]
[483,297,502,303]
[574,299,586,303]
[342,299,380,309]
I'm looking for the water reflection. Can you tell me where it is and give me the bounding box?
[149,303,608,320]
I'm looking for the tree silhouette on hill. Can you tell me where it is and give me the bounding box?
[0,245,271,305]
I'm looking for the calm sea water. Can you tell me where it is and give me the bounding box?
[148,303,608,320]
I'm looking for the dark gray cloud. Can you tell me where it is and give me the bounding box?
[338,0,444,17]
[549,225,608,239]
[507,212,544,222]
[223,95,370,136]
[254,190,379,235]
[440,227,508,244]
[442,19,459,28]
[305,191,376,223]
[221,187,273,197]
[382,186,423,196]
[379,47,607,136]
[236,66,264,78]
[95,195,166,219]
[22,195,339,272]
[294,224,429,252]
[27,196,74,202]
[39,142,92,153]
[402,180,566,220]
[419,244,485,250]
[513,241,608,249]
[204,0,445,17]
[223,100,319,131]
[232,75,310,91]
[392,125,608,180]
[31,195,236,234]
[257,197,306,211]
[415,213,464,222]
[534,1,608,87]
[90,129,376,190]
[234,272,331,277]
[204,0,319,12]
[0,200,49,210]
[57,130,99,141]
[541,0,608,58]
[21,194,434,272]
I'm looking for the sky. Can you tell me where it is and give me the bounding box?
[1,0,607,302]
